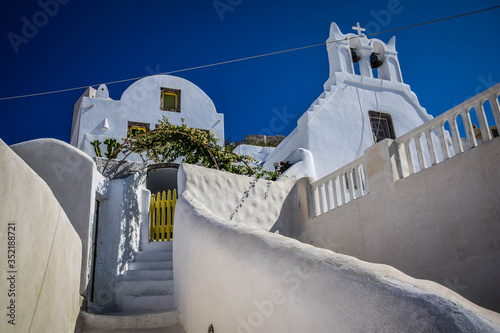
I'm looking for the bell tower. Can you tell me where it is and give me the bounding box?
[325,22,403,88]
[262,21,432,179]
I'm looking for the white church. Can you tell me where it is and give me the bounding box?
[1,22,500,333]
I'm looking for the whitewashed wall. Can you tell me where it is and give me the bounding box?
[263,23,432,179]
[1,140,81,333]
[173,164,500,332]
[300,138,500,312]
[71,75,224,160]
[177,164,295,231]
[90,162,148,313]
[264,72,431,179]
[10,139,104,302]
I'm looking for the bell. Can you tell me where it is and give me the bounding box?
[351,48,360,63]
[370,53,383,68]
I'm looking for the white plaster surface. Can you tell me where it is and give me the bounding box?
[178,164,296,231]
[233,144,276,162]
[0,139,81,333]
[281,148,317,179]
[263,22,432,180]
[91,164,148,313]
[70,75,224,161]
[300,138,500,312]
[75,309,184,332]
[10,138,101,299]
[173,168,500,332]
[270,177,315,239]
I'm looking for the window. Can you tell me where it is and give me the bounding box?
[369,111,395,143]
[160,87,181,112]
[128,121,150,137]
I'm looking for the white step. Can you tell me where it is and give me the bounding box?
[123,269,173,281]
[115,280,173,311]
[75,309,184,332]
[115,280,174,297]
[129,260,173,270]
[134,251,172,262]
[121,295,175,313]
[141,240,174,252]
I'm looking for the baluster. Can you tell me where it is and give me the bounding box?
[475,101,492,141]
[356,165,365,196]
[437,122,451,161]
[462,108,477,149]
[331,177,338,209]
[405,140,416,175]
[415,133,427,170]
[348,168,355,201]
[489,96,500,130]
[449,115,463,155]
[318,184,325,214]
[325,179,332,211]
[339,173,347,206]
[425,128,439,165]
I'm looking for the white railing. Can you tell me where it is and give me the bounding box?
[395,83,500,178]
[308,84,500,219]
[310,157,368,218]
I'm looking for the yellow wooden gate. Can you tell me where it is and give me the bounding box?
[149,189,177,241]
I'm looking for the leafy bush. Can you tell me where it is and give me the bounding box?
[103,116,292,180]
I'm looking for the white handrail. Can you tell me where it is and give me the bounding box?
[309,156,367,218]
[395,83,500,178]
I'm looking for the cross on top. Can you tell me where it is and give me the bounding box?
[352,22,366,35]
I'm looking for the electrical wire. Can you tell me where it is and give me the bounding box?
[0,5,499,101]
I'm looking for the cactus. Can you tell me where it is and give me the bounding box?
[90,140,102,157]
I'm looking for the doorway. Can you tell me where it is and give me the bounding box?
[146,164,179,241]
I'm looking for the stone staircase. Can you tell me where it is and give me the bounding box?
[115,242,175,313]
[76,241,184,332]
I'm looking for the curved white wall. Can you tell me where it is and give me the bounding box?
[178,164,295,231]
[10,138,101,299]
[173,166,500,332]
[1,140,81,333]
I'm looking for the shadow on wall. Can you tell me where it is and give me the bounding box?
[91,162,148,313]
[117,168,146,273]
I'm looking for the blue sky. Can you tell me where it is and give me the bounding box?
[1,0,499,146]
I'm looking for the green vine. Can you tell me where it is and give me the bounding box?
[103,116,292,180]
